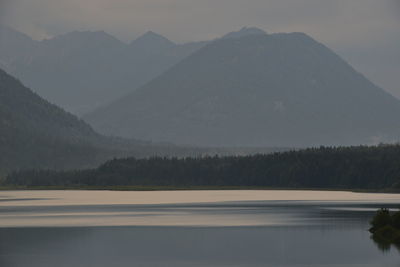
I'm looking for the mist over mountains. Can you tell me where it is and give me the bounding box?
[85,32,400,147]
[0,26,273,115]
[0,25,208,114]
[0,68,221,174]
[1,25,399,148]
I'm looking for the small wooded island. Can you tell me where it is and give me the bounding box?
[370,209,400,250]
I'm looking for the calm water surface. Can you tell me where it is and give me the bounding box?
[0,190,399,266]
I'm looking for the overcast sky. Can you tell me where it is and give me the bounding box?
[1,0,399,98]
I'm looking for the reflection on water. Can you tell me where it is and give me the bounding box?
[0,190,399,266]
[1,226,399,267]
[371,234,400,253]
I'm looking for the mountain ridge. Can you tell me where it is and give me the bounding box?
[0,68,109,174]
[0,68,207,175]
[0,26,269,114]
[85,32,400,147]
[0,67,284,175]
[130,31,176,52]
[221,26,267,39]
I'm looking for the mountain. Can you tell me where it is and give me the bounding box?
[0,27,207,114]
[0,68,209,175]
[1,66,285,175]
[221,27,267,39]
[0,26,270,115]
[130,31,175,53]
[0,68,111,174]
[0,25,37,72]
[85,32,400,147]
[7,30,127,114]
[111,34,207,113]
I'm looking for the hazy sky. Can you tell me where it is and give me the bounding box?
[1,0,399,98]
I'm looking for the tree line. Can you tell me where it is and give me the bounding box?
[3,145,400,191]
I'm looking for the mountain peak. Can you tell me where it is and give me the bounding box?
[140,31,166,39]
[131,31,175,50]
[222,27,267,40]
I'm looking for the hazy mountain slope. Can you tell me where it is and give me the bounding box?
[0,68,117,174]
[105,34,208,113]
[0,26,267,115]
[0,68,281,175]
[0,27,207,114]
[0,68,198,174]
[0,25,37,72]
[10,30,127,114]
[85,33,400,147]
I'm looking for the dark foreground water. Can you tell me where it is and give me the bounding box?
[0,190,399,266]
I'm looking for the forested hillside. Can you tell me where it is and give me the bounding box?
[0,68,210,175]
[5,145,400,192]
[0,68,106,174]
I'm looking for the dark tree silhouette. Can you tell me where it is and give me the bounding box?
[4,145,400,191]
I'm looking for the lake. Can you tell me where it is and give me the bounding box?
[0,190,399,266]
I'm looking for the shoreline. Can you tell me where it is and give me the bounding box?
[0,185,398,194]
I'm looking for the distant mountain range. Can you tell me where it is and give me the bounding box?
[0,25,208,114]
[0,26,269,115]
[2,25,399,148]
[85,32,400,147]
